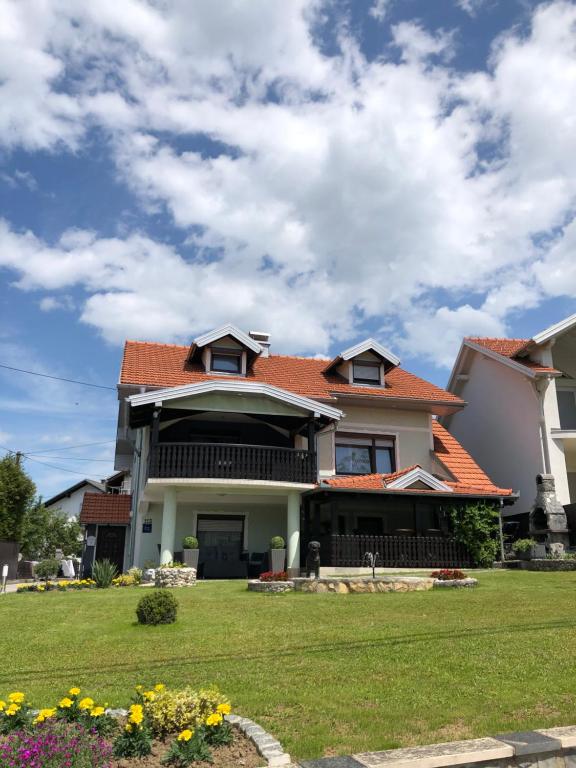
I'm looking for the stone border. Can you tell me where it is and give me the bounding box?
[227,713,292,766]
[247,580,294,593]
[433,578,478,588]
[101,708,291,767]
[297,726,576,768]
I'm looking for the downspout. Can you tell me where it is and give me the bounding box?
[127,420,143,569]
[533,376,552,475]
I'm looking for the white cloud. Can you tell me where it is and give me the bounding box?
[0,1,575,366]
[370,0,392,22]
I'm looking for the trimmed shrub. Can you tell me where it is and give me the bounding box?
[136,589,178,626]
[35,558,60,581]
[182,536,199,549]
[513,538,536,553]
[270,536,285,549]
[92,559,118,588]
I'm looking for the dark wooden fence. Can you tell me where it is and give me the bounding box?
[149,442,316,483]
[330,534,472,569]
[0,540,19,580]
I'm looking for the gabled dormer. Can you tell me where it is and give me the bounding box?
[323,338,401,387]
[187,324,263,376]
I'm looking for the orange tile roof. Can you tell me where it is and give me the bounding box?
[432,421,512,496]
[120,341,463,406]
[80,493,132,525]
[465,337,559,374]
[321,424,511,497]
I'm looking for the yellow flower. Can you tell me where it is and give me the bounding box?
[125,723,132,733]
[90,706,105,717]
[128,703,144,725]
[154,683,165,692]
[34,708,56,724]
[37,585,45,591]
[216,703,231,715]
[142,690,156,702]
[0,701,5,711]
[69,687,81,696]
[135,685,143,692]
[205,712,223,727]
[6,704,20,716]
[178,729,193,742]
[59,697,74,709]
[8,692,25,704]
[78,697,94,710]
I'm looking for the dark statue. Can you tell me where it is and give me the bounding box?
[306,541,321,579]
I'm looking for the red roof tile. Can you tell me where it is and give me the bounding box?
[465,337,559,374]
[80,493,132,525]
[120,341,463,406]
[322,425,511,497]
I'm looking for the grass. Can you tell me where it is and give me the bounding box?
[2,571,576,760]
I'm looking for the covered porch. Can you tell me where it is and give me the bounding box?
[133,483,304,578]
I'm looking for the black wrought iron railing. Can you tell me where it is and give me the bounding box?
[330,534,472,568]
[149,442,316,484]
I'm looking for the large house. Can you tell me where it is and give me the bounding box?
[444,313,576,527]
[81,325,513,577]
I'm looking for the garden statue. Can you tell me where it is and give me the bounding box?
[306,541,321,579]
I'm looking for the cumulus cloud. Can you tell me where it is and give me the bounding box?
[0,0,575,365]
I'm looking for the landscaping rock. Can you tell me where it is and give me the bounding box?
[247,580,294,593]
[292,576,434,593]
[154,567,196,588]
[433,577,478,588]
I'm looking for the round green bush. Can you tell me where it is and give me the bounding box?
[270,536,285,550]
[136,589,179,625]
[35,558,60,580]
[182,536,199,549]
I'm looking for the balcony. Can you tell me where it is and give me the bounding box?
[149,442,317,484]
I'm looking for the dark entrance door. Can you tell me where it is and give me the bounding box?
[95,526,126,573]
[196,516,246,579]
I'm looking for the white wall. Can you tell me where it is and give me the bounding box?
[46,485,104,521]
[448,353,543,515]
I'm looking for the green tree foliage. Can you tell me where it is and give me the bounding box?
[19,501,82,560]
[0,454,36,542]
[449,501,500,567]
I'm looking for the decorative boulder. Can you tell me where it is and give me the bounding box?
[155,567,196,588]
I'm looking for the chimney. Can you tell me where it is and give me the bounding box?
[249,331,271,358]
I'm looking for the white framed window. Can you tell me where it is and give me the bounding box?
[557,387,576,430]
[211,349,242,374]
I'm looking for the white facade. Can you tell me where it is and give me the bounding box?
[445,316,576,516]
[45,481,105,521]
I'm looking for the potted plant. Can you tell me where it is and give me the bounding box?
[269,536,286,573]
[513,538,536,561]
[182,536,199,569]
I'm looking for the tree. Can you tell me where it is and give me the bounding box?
[20,501,82,560]
[0,454,36,542]
[449,501,500,567]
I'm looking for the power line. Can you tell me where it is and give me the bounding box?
[22,454,109,479]
[0,363,116,391]
[26,440,116,455]
[27,456,113,462]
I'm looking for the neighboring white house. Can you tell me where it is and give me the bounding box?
[46,471,130,521]
[45,479,105,521]
[444,313,576,520]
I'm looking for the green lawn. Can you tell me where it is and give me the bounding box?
[2,572,576,760]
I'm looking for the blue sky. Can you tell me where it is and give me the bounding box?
[0,0,575,497]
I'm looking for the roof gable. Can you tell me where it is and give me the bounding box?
[187,324,262,362]
[324,338,400,374]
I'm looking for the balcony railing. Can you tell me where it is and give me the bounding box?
[149,442,317,484]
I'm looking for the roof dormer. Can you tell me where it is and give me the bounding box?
[187,324,262,376]
[324,338,400,387]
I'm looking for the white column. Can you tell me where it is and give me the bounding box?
[160,487,177,565]
[287,491,301,575]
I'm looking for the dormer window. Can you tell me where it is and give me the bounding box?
[352,361,381,385]
[211,350,242,374]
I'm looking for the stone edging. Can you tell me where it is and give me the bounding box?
[433,578,478,588]
[101,708,291,767]
[226,713,292,766]
[297,726,576,768]
[247,580,294,593]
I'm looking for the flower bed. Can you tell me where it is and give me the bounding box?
[16,579,96,592]
[0,683,281,767]
[430,569,478,588]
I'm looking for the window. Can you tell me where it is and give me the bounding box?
[211,350,242,374]
[335,435,395,475]
[558,389,576,430]
[352,361,381,385]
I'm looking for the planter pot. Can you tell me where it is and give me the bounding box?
[515,550,532,561]
[182,549,199,569]
[270,549,286,573]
